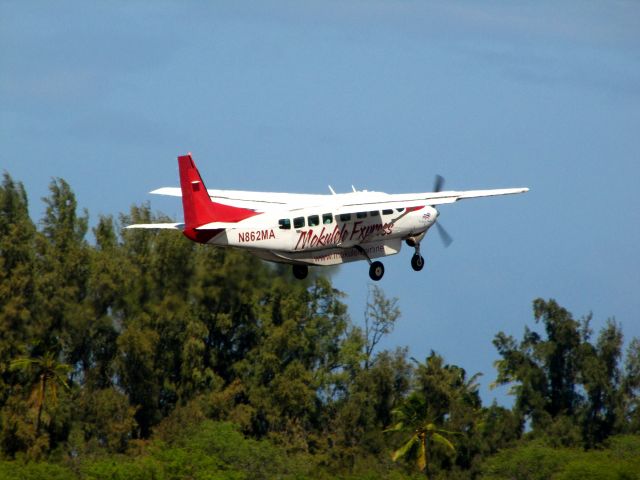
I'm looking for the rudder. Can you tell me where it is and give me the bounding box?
[178,153,258,242]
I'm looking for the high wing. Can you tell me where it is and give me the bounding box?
[180,186,530,231]
[332,187,529,215]
[150,186,529,218]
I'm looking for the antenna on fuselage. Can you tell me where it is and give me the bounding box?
[328,185,336,195]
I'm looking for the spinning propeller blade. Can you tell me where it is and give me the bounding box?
[435,222,453,248]
[433,175,453,247]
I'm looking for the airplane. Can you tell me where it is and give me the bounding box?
[127,154,529,281]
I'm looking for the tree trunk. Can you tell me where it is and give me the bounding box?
[425,436,431,480]
[35,373,46,435]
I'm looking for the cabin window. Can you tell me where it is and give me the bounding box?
[382,209,393,215]
[308,215,320,227]
[339,213,351,222]
[369,210,380,217]
[278,218,291,230]
[322,213,333,224]
[396,208,405,212]
[356,212,367,219]
[293,217,305,228]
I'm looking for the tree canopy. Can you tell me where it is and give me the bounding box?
[0,172,638,479]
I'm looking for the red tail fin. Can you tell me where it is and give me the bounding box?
[178,154,257,242]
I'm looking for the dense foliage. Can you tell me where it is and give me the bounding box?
[1,172,639,479]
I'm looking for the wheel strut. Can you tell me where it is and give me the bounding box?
[354,245,385,281]
[353,245,372,265]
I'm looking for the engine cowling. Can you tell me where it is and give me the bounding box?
[405,231,426,247]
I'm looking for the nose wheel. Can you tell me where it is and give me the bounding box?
[410,241,425,272]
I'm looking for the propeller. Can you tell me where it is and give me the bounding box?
[432,174,453,247]
[433,174,445,193]
[435,222,453,248]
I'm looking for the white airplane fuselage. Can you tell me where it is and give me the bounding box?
[210,204,437,266]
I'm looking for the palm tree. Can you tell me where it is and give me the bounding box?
[10,351,71,435]
[385,394,458,479]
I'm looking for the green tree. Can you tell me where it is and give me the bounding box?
[493,298,638,447]
[9,352,71,437]
[386,393,457,478]
[35,178,91,366]
[493,299,584,437]
[480,435,640,480]
[413,352,482,474]
[0,174,37,383]
[116,205,199,437]
[0,174,41,458]
[363,285,400,370]
[71,387,136,454]
[476,402,521,458]
[234,276,352,445]
[579,319,625,446]
[331,347,411,469]
[622,338,640,433]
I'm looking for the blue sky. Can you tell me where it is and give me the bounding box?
[2,1,639,404]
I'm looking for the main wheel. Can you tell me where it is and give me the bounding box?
[292,264,308,280]
[369,261,385,281]
[411,254,425,271]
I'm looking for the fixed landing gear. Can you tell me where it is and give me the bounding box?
[407,238,425,272]
[354,245,385,281]
[369,261,385,281]
[292,264,308,280]
[411,253,425,271]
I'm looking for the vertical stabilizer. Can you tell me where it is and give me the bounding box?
[178,153,258,242]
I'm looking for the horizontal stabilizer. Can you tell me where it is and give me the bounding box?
[195,219,265,230]
[151,187,182,197]
[195,222,238,230]
[125,223,184,230]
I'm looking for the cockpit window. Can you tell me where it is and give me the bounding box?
[293,217,305,228]
[278,218,291,230]
[322,213,333,224]
[382,209,393,215]
[396,208,405,212]
[308,215,320,227]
